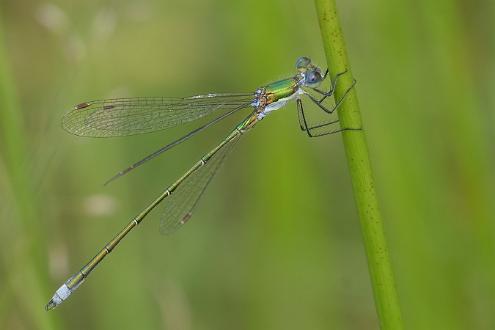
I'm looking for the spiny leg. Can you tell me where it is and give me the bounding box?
[321,68,329,80]
[297,98,311,136]
[308,119,340,131]
[306,78,356,115]
[297,98,307,131]
[310,69,349,103]
[297,98,341,137]
[305,126,362,137]
[302,98,360,137]
[301,78,361,137]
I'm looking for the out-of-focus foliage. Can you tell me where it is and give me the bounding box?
[0,0,494,329]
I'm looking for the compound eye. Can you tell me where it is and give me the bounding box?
[296,57,312,70]
[305,71,322,85]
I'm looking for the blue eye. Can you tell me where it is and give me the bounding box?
[305,71,321,84]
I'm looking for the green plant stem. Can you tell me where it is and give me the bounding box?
[314,1,403,328]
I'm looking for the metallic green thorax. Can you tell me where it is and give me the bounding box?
[264,77,299,104]
[233,77,301,132]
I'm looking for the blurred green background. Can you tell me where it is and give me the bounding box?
[1,0,494,329]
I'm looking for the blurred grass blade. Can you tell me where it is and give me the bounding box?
[0,11,56,330]
[313,0,404,328]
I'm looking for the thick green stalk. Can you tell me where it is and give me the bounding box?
[314,1,403,329]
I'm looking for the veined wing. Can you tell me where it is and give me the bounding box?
[104,103,249,185]
[62,94,254,137]
[159,131,241,235]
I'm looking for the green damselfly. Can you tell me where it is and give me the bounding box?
[46,57,356,310]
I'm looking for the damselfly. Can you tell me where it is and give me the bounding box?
[46,56,356,310]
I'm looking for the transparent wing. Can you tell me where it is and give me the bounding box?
[159,133,241,235]
[62,94,254,137]
[103,102,251,185]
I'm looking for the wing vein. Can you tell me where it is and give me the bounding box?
[63,94,254,137]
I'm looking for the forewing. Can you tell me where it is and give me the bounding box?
[159,134,240,235]
[62,94,254,137]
